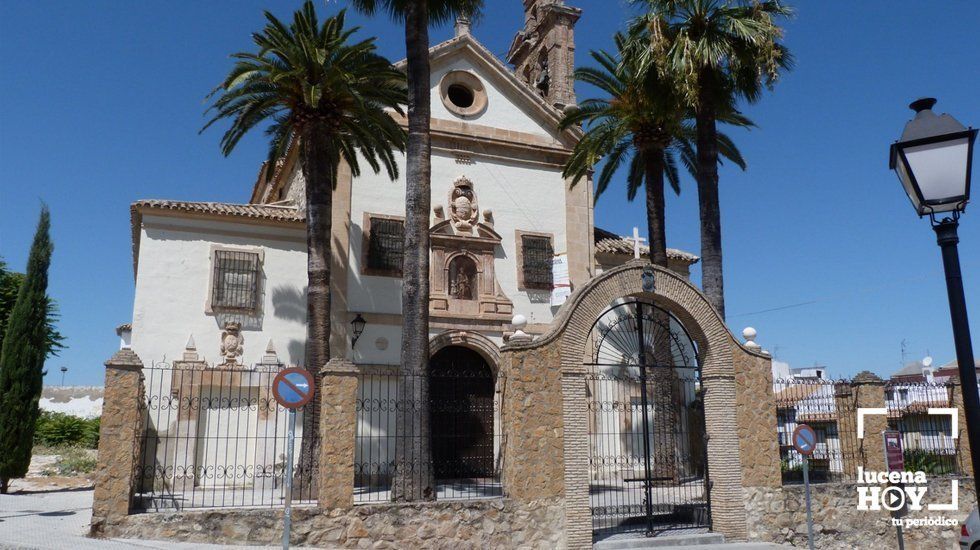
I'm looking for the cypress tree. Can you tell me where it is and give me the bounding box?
[0,207,54,493]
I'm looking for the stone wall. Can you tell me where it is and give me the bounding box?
[501,341,565,501]
[745,478,975,549]
[99,497,565,549]
[733,346,780,488]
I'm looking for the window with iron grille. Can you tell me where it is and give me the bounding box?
[211,250,260,311]
[367,217,404,275]
[521,235,553,290]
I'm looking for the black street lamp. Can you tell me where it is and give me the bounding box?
[890,97,979,503]
[350,313,367,348]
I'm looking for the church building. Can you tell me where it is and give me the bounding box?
[126,0,697,380]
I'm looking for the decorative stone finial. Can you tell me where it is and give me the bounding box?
[482,209,494,226]
[183,334,200,362]
[454,15,471,37]
[509,314,532,343]
[742,327,760,350]
[261,339,279,364]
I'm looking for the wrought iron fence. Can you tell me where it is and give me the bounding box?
[586,365,710,538]
[354,366,504,503]
[886,381,958,475]
[774,378,855,484]
[774,377,960,484]
[134,361,317,511]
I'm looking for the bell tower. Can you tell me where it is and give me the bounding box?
[506,0,581,111]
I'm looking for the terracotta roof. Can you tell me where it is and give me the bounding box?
[130,200,303,280]
[133,200,303,222]
[594,227,700,264]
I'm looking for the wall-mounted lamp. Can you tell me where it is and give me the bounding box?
[351,314,367,348]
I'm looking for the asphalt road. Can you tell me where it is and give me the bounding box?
[0,489,277,549]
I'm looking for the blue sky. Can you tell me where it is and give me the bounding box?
[1,1,977,386]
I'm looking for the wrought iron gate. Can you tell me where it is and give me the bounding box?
[586,300,710,540]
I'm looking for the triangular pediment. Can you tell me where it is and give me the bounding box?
[396,34,581,147]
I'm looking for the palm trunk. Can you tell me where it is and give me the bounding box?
[297,125,334,496]
[695,70,725,319]
[392,0,435,502]
[643,148,669,268]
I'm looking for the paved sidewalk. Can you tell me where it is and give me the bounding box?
[0,489,284,549]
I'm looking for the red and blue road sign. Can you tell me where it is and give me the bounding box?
[792,424,817,456]
[272,367,315,409]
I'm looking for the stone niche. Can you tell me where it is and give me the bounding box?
[429,176,513,321]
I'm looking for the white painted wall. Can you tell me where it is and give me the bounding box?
[39,386,104,418]
[429,53,553,138]
[131,215,308,369]
[343,48,569,366]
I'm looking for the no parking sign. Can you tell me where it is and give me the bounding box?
[271,367,315,550]
[272,367,315,409]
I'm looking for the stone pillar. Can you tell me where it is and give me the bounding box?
[318,358,359,509]
[852,371,888,473]
[833,383,859,478]
[90,349,145,536]
[561,365,592,550]
[947,379,975,477]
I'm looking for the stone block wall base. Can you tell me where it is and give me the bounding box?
[93,497,565,549]
[744,479,975,550]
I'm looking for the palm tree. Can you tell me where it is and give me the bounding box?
[349,0,482,502]
[203,2,406,491]
[561,33,748,269]
[631,0,793,319]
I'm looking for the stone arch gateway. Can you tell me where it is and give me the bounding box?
[500,260,779,548]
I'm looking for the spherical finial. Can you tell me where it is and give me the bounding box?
[742,327,760,350]
[512,314,528,330]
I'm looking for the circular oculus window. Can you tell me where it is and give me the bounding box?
[439,71,487,117]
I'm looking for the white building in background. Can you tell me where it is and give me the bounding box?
[122,1,700,501]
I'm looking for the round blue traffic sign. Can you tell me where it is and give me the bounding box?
[792,424,817,456]
[272,367,315,409]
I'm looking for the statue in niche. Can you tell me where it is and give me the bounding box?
[449,177,479,233]
[448,256,477,300]
[534,54,550,97]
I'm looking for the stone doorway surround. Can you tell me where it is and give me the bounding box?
[501,260,775,548]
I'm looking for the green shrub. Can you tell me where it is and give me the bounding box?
[42,447,97,477]
[903,448,955,475]
[34,411,100,449]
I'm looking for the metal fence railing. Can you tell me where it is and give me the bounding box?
[886,381,958,475]
[774,377,961,485]
[774,378,854,484]
[133,361,317,511]
[354,367,504,503]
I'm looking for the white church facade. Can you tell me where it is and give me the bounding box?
[115,2,739,540]
[125,4,698,381]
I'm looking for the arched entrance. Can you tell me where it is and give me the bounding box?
[429,346,495,480]
[586,299,710,538]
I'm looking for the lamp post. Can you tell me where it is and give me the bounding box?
[350,314,367,348]
[890,97,979,503]
[60,366,68,386]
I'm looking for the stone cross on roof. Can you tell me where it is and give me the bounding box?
[622,227,647,260]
